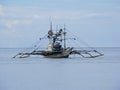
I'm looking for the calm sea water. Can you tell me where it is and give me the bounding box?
[0,47,120,90]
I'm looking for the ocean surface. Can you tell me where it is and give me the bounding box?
[0,47,120,90]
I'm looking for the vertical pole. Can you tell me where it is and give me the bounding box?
[63,24,66,49]
[49,21,52,45]
[48,18,53,51]
[50,21,52,31]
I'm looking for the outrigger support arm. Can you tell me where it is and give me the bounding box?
[13,53,30,58]
[13,50,44,58]
[71,50,103,58]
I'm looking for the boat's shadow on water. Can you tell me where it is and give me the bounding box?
[1,55,119,65]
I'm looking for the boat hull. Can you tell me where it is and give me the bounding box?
[43,54,69,58]
[41,47,73,58]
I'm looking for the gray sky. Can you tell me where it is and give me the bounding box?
[0,0,120,47]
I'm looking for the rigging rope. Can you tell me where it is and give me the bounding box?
[66,29,103,56]
[66,29,96,50]
[18,34,48,54]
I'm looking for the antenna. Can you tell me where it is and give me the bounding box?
[49,17,52,30]
[56,25,58,32]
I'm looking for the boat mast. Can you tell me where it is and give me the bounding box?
[63,24,66,49]
[50,21,52,31]
[48,21,53,45]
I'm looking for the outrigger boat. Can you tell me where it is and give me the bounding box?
[13,22,103,58]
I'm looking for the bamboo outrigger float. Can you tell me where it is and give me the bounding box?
[13,22,103,58]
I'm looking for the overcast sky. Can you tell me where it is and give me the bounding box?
[0,0,120,48]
